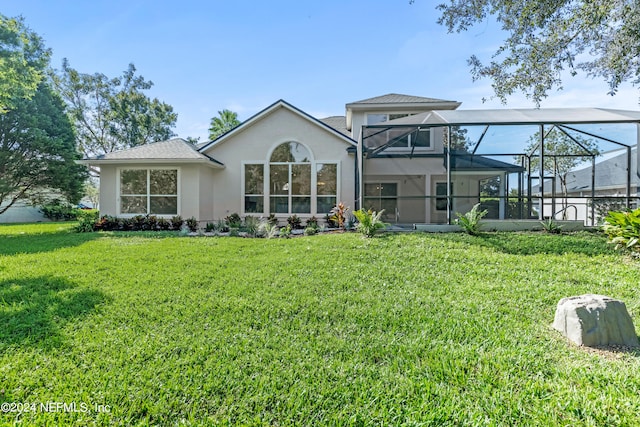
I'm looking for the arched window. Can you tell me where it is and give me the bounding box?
[270,142,312,214]
[242,141,338,216]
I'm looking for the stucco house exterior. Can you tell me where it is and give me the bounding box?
[78,94,532,225]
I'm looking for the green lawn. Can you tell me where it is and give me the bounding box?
[1,224,640,426]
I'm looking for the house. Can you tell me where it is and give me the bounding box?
[83,94,638,226]
[533,146,640,221]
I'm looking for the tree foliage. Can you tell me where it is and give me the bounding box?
[443,125,472,151]
[208,109,240,140]
[436,1,640,104]
[54,60,177,157]
[524,127,599,199]
[0,14,50,112]
[0,83,87,214]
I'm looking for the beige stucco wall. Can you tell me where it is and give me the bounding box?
[203,106,356,220]
[96,163,210,219]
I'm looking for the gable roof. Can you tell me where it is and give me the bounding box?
[347,93,459,105]
[79,138,224,167]
[198,100,356,153]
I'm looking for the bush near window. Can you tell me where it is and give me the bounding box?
[40,200,81,221]
[93,215,186,232]
[603,208,640,255]
[353,209,388,238]
[287,214,303,230]
[226,213,242,228]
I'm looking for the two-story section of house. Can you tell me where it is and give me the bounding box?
[80,93,524,225]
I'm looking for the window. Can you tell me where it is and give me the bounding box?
[269,142,312,214]
[364,182,397,222]
[366,113,431,148]
[242,142,339,215]
[120,169,178,215]
[316,163,337,213]
[244,164,264,213]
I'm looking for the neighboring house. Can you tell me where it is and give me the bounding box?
[0,199,48,224]
[533,147,640,221]
[77,94,538,225]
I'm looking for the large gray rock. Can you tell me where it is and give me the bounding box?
[553,294,639,347]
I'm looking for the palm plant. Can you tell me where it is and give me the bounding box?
[353,209,388,237]
[208,109,241,140]
[455,203,488,236]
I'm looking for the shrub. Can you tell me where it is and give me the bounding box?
[146,215,159,231]
[243,216,260,235]
[226,213,242,229]
[205,222,216,232]
[185,217,199,232]
[353,209,388,238]
[287,214,302,230]
[455,203,488,236]
[74,210,99,233]
[325,213,338,228]
[304,226,317,236]
[216,218,229,233]
[603,208,640,254]
[171,215,184,231]
[540,218,563,234]
[157,218,171,230]
[279,224,292,238]
[267,214,278,226]
[258,220,279,239]
[329,202,350,230]
[40,199,80,221]
[306,216,319,229]
[95,215,119,231]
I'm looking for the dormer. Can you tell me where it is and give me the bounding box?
[345,93,461,139]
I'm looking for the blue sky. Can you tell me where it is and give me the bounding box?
[3,0,640,143]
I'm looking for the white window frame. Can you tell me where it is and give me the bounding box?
[269,162,313,215]
[240,142,341,216]
[241,162,266,215]
[366,112,434,151]
[117,167,181,217]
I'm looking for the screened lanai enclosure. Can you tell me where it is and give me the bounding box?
[359,108,640,226]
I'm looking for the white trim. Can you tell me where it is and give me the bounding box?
[116,166,181,217]
[241,161,266,215]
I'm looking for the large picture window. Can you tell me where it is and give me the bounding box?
[242,142,339,215]
[120,169,178,215]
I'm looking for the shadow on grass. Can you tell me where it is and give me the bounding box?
[0,230,101,256]
[470,232,617,257]
[0,276,107,349]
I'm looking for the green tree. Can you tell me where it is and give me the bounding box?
[54,60,177,157]
[436,1,640,104]
[524,127,599,216]
[208,109,240,140]
[443,125,472,151]
[0,83,87,215]
[0,14,50,113]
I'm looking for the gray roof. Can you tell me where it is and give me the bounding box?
[450,151,525,172]
[319,116,349,136]
[84,138,224,166]
[347,93,458,105]
[537,147,640,194]
[381,108,640,129]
